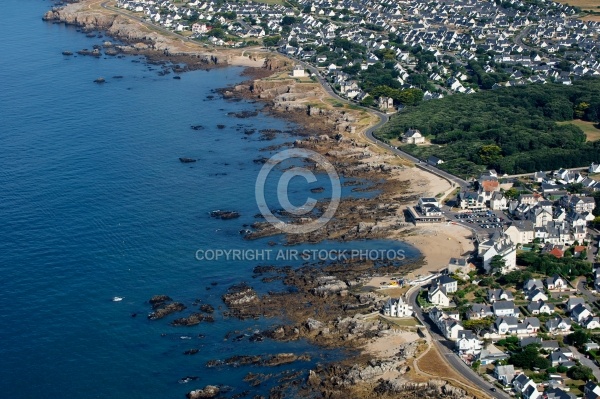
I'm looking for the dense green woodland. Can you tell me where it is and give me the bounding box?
[377,78,600,178]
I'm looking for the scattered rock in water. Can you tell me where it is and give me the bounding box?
[104,48,119,56]
[252,157,268,164]
[216,124,225,129]
[310,187,325,193]
[183,349,200,355]
[171,313,215,326]
[62,50,73,56]
[147,295,186,320]
[190,125,204,131]
[179,157,197,163]
[227,110,258,119]
[259,129,282,141]
[244,128,256,135]
[149,295,172,308]
[148,302,186,320]
[173,76,181,80]
[210,210,240,220]
[199,304,214,313]
[112,75,123,79]
[205,353,309,368]
[78,48,101,57]
[187,385,220,399]
[93,77,105,84]
[222,283,259,319]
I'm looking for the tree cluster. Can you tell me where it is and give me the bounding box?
[378,79,600,177]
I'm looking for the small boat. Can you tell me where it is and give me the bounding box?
[112,296,123,302]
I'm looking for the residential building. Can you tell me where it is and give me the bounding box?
[402,128,425,144]
[382,297,413,317]
[455,330,483,355]
[495,364,515,385]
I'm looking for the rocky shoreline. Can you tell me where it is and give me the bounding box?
[44,2,480,397]
[42,1,268,72]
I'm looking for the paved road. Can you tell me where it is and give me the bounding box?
[514,25,534,52]
[408,288,510,399]
[569,345,600,381]
[290,57,470,190]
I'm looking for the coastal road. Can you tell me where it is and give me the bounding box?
[408,288,510,399]
[291,56,469,190]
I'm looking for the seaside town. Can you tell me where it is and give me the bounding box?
[114,0,600,104]
[399,161,600,398]
[38,0,600,398]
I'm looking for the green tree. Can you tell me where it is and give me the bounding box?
[281,16,297,26]
[567,330,589,348]
[504,188,520,199]
[463,319,493,334]
[478,144,503,166]
[575,102,590,119]
[360,96,374,107]
[489,255,506,275]
[509,345,546,370]
[567,365,594,380]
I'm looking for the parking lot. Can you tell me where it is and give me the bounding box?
[453,210,508,230]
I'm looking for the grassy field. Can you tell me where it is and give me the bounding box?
[557,119,600,141]
[555,0,600,11]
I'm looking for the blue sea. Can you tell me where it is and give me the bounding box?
[0,1,420,398]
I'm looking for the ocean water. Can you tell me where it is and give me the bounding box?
[0,1,420,398]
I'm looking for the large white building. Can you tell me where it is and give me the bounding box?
[382,297,413,317]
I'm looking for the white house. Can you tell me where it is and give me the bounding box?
[428,285,450,307]
[584,381,600,399]
[582,316,600,330]
[545,275,567,291]
[570,303,592,323]
[487,288,514,303]
[493,300,519,317]
[480,234,517,274]
[382,298,413,318]
[292,64,306,77]
[431,275,458,293]
[495,364,516,386]
[513,374,540,399]
[545,316,572,333]
[527,301,555,315]
[455,330,483,355]
[590,163,600,174]
[495,316,519,334]
[527,289,548,302]
[402,128,425,144]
